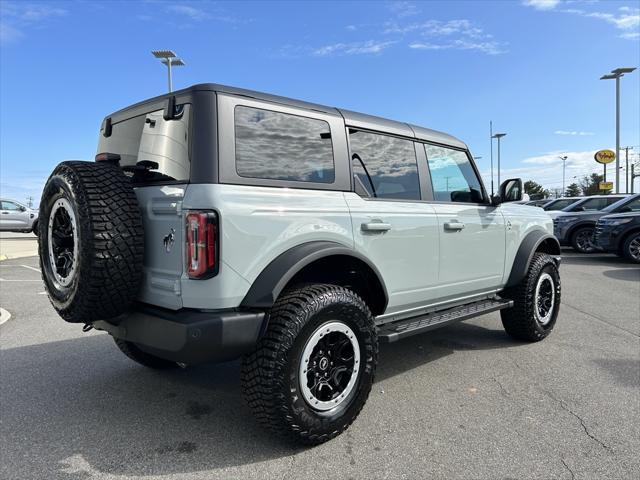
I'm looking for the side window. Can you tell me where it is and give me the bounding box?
[349,130,420,200]
[580,198,608,210]
[424,145,484,203]
[623,198,640,211]
[1,201,20,211]
[235,106,335,183]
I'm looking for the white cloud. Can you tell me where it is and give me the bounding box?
[0,2,67,45]
[313,40,396,56]
[522,0,561,11]
[554,130,595,136]
[388,1,420,18]
[410,38,506,55]
[166,5,210,21]
[523,1,640,39]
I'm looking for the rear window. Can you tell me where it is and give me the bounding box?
[97,105,191,183]
[234,106,335,183]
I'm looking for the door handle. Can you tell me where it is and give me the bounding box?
[444,221,465,231]
[361,221,391,232]
[1,212,9,214]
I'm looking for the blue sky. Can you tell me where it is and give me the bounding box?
[1,0,639,205]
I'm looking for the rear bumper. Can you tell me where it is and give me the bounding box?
[93,304,266,364]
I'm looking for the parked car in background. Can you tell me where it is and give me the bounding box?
[554,194,639,253]
[0,199,39,234]
[547,194,628,219]
[594,210,640,263]
[543,197,581,212]
[525,199,551,208]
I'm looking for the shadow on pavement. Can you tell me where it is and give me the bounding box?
[561,253,637,268]
[1,321,517,478]
[602,268,640,282]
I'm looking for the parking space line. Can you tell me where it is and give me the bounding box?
[0,307,11,325]
[0,279,42,282]
[20,265,40,272]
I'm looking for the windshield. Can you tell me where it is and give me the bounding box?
[97,105,191,184]
[545,198,578,211]
[602,195,640,213]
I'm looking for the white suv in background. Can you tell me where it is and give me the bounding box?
[0,199,39,234]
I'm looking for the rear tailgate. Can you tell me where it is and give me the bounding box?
[134,185,186,310]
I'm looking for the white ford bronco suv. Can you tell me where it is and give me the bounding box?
[39,83,561,445]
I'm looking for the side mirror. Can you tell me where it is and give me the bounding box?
[492,178,523,206]
[19,206,27,212]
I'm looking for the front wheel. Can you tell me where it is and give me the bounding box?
[571,226,596,253]
[241,284,377,445]
[622,232,640,264]
[500,253,561,342]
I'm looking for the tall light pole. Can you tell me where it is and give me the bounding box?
[492,133,506,187]
[489,121,494,195]
[559,155,568,196]
[152,50,185,93]
[600,67,636,193]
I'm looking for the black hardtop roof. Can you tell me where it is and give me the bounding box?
[108,83,467,149]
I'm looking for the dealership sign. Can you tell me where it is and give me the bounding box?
[599,181,614,191]
[594,150,616,164]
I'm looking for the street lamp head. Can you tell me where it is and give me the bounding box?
[559,155,568,161]
[600,74,619,80]
[152,50,177,59]
[161,58,185,67]
[492,133,507,139]
[611,67,636,75]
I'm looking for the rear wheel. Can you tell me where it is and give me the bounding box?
[622,232,640,263]
[39,161,144,323]
[241,284,377,445]
[501,253,561,342]
[571,226,596,253]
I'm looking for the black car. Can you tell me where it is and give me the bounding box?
[594,211,640,263]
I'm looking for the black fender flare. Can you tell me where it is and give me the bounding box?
[505,230,561,288]
[240,241,388,311]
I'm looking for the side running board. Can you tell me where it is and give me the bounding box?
[378,298,513,343]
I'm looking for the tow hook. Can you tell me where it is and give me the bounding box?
[82,324,94,333]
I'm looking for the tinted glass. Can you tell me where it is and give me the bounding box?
[545,199,577,210]
[235,106,334,183]
[97,105,191,183]
[573,197,620,211]
[349,130,420,200]
[603,195,640,212]
[425,145,484,203]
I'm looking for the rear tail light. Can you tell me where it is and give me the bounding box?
[185,211,218,279]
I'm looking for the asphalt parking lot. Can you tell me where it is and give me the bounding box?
[1,252,638,480]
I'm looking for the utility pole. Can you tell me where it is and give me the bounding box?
[26,196,33,208]
[623,146,633,193]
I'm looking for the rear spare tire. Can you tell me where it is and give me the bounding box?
[39,161,144,323]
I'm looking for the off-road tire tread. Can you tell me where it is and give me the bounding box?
[39,161,144,322]
[241,284,377,445]
[500,253,560,342]
[114,338,178,369]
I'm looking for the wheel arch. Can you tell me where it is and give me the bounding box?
[566,221,597,243]
[620,227,640,250]
[240,241,389,316]
[505,230,561,288]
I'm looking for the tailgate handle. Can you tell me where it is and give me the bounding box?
[361,221,391,232]
[444,221,465,231]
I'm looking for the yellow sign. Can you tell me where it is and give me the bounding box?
[599,181,614,191]
[594,150,616,164]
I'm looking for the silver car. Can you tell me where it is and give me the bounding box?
[0,199,39,234]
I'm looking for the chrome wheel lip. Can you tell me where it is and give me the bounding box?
[534,272,555,326]
[299,321,360,412]
[629,236,640,261]
[47,198,78,289]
